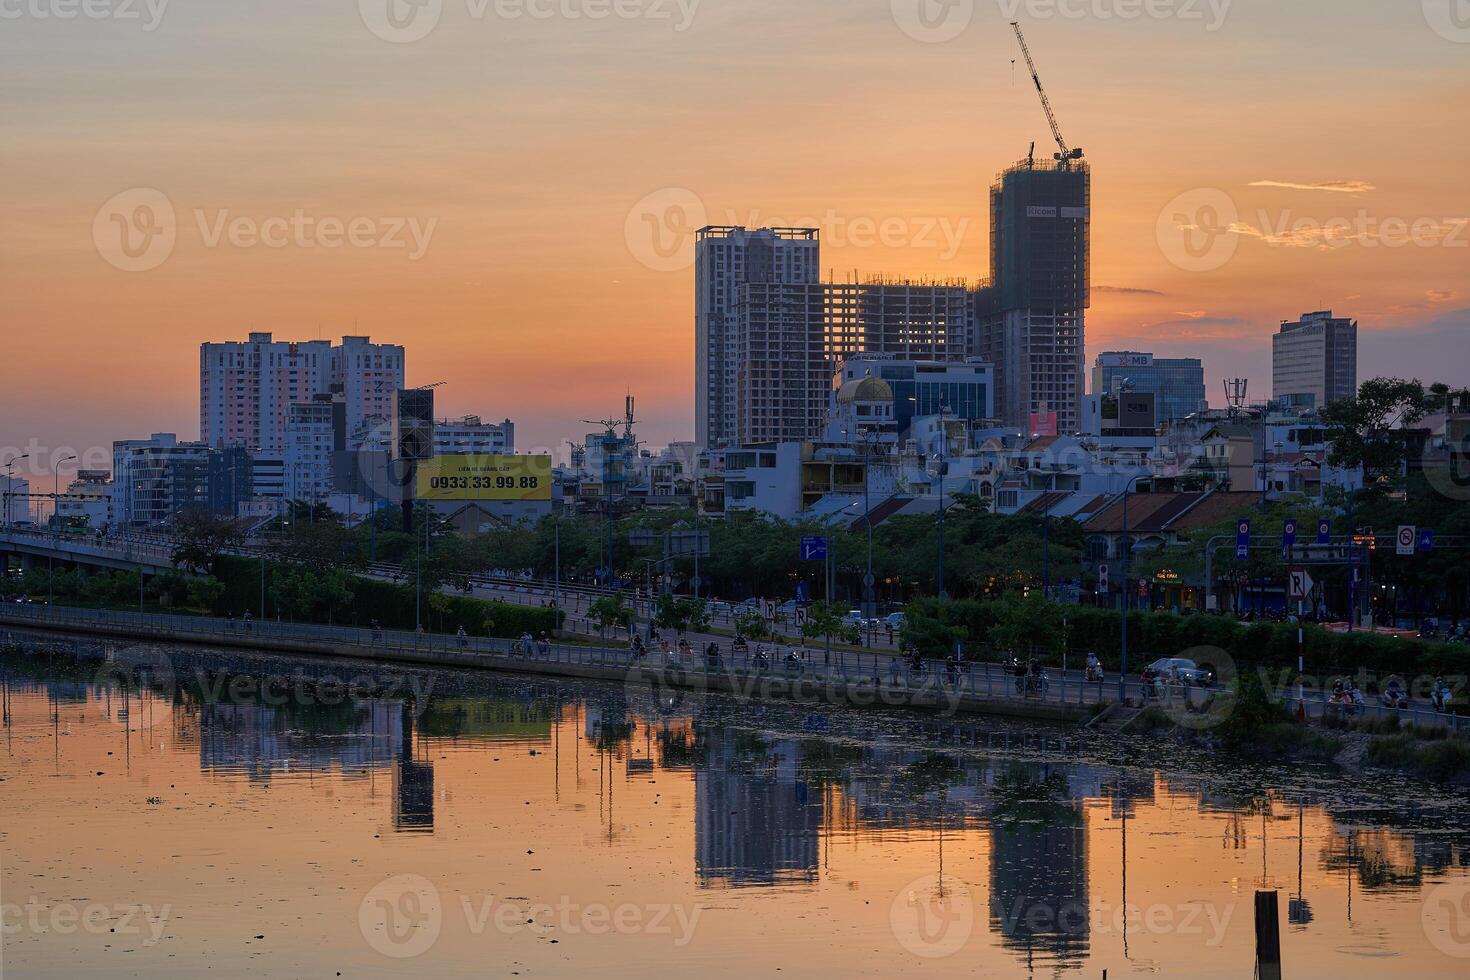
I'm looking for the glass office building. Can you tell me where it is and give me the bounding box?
[1091,352,1206,424]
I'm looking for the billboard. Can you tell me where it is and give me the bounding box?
[416,454,552,502]
[392,388,435,461]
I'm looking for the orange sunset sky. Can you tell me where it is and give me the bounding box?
[2,0,1467,477]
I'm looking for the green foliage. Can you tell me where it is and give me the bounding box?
[1220,665,1289,746]
[209,554,560,637]
[799,602,858,645]
[734,611,771,641]
[654,594,709,633]
[1367,732,1470,784]
[987,591,1066,656]
[268,567,357,623]
[1321,377,1429,485]
[901,593,1470,677]
[589,593,634,633]
[170,510,243,575]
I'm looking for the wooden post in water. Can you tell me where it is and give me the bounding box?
[1255,890,1282,980]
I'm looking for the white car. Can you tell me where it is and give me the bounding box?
[884,612,907,630]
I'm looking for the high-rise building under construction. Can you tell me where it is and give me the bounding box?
[974,156,1091,434]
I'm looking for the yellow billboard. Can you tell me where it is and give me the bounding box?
[416,454,553,502]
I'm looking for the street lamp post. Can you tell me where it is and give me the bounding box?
[1042,491,1052,599]
[49,454,78,602]
[3,454,28,527]
[1119,474,1146,701]
[934,404,953,601]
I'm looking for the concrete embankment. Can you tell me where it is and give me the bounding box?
[0,608,1100,724]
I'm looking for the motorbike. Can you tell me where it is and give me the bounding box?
[1431,681,1453,713]
[1380,683,1409,710]
[1085,660,1104,684]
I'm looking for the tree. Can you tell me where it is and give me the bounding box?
[800,602,858,646]
[654,594,709,633]
[1321,378,1429,487]
[734,610,771,641]
[988,592,1065,658]
[268,567,356,623]
[590,592,633,634]
[171,510,242,576]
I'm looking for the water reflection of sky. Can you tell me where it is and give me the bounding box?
[1,640,1468,978]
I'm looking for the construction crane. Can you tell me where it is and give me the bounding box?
[1011,21,1083,166]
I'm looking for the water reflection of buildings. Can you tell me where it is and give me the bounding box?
[194,699,435,833]
[694,731,823,887]
[986,765,1090,965]
[198,701,402,778]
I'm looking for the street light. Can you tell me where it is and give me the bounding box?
[910,398,956,600]
[1118,473,1148,701]
[3,453,28,527]
[49,454,78,603]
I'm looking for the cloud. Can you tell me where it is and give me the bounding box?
[1175,310,1207,320]
[1427,288,1456,304]
[1248,179,1375,194]
[1124,315,1250,341]
[1095,285,1166,296]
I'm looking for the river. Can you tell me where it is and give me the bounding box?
[0,632,1467,978]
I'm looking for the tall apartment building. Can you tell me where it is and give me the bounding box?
[285,395,345,504]
[695,227,820,448]
[1272,311,1358,409]
[731,280,973,445]
[975,157,1090,433]
[1091,352,1207,424]
[200,333,404,453]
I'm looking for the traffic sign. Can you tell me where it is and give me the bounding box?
[1419,529,1435,553]
[1236,519,1251,560]
[799,535,828,561]
[1288,568,1315,600]
[1396,525,1417,556]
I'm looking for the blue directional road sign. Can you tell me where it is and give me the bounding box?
[1317,518,1332,545]
[800,536,828,561]
[1419,529,1435,553]
[1235,519,1251,560]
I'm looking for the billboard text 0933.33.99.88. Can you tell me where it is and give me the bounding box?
[415,455,553,502]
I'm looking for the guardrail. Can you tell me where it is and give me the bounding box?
[0,602,1118,715]
[2,581,1459,733]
